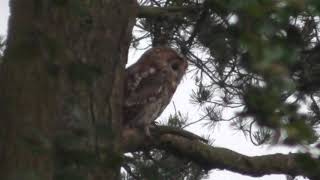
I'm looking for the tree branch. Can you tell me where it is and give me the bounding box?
[121,126,312,179]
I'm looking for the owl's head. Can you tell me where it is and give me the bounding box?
[140,47,188,81]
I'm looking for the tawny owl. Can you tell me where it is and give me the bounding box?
[124,47,188,136]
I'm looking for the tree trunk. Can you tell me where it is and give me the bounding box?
[0,1,137,180]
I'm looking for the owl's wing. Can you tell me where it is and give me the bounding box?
[125,70,166,107]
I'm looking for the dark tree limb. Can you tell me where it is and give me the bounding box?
[151,125,208,143]
[122,126,312,179]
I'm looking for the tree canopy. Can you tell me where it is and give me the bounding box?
[124,0,320,179]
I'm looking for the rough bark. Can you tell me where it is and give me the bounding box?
[0,1,137,180]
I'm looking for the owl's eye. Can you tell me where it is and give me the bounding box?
[171,63,179,71]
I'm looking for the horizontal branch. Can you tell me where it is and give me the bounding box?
[137,6,200,19]
[121,126,313,179]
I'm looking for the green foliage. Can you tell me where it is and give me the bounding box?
[121,151,208,180]
[191,82,213,105]
[283,119,318,145]
[295,153,320,178]
[167,111,187,128]
[242,86,282,128]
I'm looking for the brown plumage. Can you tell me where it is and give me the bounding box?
[124,47,188,136]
